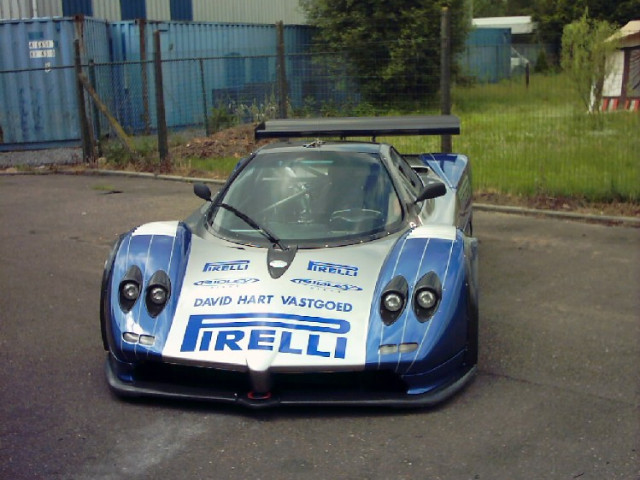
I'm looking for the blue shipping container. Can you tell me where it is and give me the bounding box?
[0,17,110,148]
[461,28,511,83]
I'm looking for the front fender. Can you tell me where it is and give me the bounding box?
[366,226,475,379]
[105,222,192,363]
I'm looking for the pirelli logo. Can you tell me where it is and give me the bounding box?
[203,260,249,272]
[307,261,358,277]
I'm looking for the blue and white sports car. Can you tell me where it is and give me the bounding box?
[101,116,478,407]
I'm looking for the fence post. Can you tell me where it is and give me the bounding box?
[88,59,102,156]
[140,19,151,134]
[74,39,95,162]
[153,31,170,167]
[440,7,452,153]
[199,59,210,136]
[275,21,288,119]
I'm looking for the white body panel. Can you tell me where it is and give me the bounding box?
[162,233,398,371]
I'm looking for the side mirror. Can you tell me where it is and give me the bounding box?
[194,183,212,202]
[414,181,447,203]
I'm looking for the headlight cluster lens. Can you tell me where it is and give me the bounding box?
[413,272,442,322]
[121,282,140,301]
[416,289,437,309]
[118,266,171,318]
[382,292,404,312]
[118,265,143,312]
[145,270,171,317]
[149,286,168,305]
[379,276,409,325]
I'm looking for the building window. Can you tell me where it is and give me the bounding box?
[62,0,93,16]
[170,0,193,21]
[120,0,146,20]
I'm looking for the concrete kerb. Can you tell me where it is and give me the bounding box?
[1,168,638,227]
[474,203,640,227]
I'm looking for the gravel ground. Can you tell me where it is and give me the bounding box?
[0,147,82,168]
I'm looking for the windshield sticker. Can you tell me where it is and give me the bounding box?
[291,278,363,292]
[203,260,250,272]
[308,260,358,277]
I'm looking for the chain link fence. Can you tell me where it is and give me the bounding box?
[1,38,638,201]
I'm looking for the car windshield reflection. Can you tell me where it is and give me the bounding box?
[210,150,403,247]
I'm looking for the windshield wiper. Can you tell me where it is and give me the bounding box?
[219,203,288,251]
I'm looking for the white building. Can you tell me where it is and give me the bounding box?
[602,20,640,111]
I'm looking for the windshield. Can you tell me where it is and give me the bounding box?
[209,149,403,247]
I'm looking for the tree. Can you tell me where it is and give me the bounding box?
[300,0,469,106]
[533,0,639,62]
[560,13,618,112]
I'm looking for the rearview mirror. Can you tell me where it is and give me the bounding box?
[194,183,212,202]
[414,181,447,203]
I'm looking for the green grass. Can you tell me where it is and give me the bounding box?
[141,73,638,203]
[176,156,240,179]
[387,74,640,202]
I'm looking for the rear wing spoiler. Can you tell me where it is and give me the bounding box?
[255,115,460,141]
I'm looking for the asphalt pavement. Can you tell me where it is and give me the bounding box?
[1,174,638,480]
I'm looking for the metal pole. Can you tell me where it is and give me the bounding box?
[153,31,169,167]
[199,59,210,136]
[440,7,452,153]
[140,19,150,134]
[88,59,102,156]
[276,21,288,119]
[74,39,95,162]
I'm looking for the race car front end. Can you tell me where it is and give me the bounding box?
[101,220,477,408]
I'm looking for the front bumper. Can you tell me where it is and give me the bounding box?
[105,354,476,409]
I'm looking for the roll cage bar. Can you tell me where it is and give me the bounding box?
[254,115,460,142]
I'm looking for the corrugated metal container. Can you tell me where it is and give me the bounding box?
[0,17,110,147]
[0,14,314,146]
[106,21,309,131]
[461,28,510,83]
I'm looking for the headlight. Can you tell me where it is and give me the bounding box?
[413,272,442,321]
[416,288,437,309]
[121,282,140,301]
[379,276,408,325]
[382,292,404,312]
[145,270,171,317]
[149,286,168,305]
[118,265,143,312]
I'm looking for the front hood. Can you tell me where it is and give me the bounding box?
[161,228,399,372]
